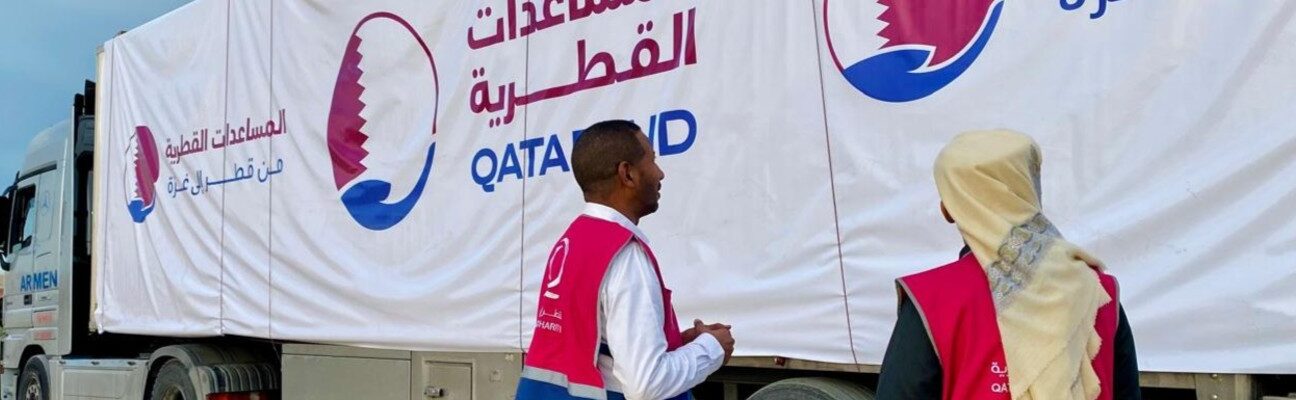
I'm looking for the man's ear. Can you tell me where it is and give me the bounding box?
[617,161,637,188]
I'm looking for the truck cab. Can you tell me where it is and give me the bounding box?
[0,81,281,400]
[0,82,97,399]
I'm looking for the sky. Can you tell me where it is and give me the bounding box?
[0,0,191,185]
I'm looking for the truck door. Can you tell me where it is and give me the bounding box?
[8,184,37,277]
[6,183,37,328]
[4,170,59,335]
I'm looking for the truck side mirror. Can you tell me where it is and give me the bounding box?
[0,248,9,271]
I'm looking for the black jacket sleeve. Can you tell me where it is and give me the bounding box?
[876,293,942,400]
[1113,305,1142,400]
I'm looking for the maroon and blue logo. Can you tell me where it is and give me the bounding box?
[824,0,1005,102]
[125,126,160,223]
[328,12,440,231]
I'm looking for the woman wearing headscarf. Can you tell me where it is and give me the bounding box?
[876,130,1141,400]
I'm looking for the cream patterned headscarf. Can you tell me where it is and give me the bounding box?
[934,130,1111,400]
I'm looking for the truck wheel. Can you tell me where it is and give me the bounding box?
[151,359,199,400]
[17,359,49,400]
[747,377,876,400]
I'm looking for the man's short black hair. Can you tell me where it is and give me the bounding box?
[571,120,645,196]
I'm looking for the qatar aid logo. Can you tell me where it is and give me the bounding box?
[824,0,1005,102]
[124,126,160,223]
[328,12,440,231]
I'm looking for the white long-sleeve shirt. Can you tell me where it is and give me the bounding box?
[583,203,726,400]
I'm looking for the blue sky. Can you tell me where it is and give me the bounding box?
[0,0,191,184]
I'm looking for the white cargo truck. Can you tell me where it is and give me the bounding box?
[2,1,1294,399]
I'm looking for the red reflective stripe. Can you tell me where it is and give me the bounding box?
[206,391,272,400]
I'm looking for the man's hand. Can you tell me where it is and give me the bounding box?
[691,319,735,364]
[681,319,730,344]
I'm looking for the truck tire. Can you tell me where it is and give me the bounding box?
[151,359,199,400]
[747,377,876,400]
[17,359,49,400]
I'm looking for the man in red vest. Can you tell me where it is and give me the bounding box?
[877,130,1141,400]
[517,120,735,400]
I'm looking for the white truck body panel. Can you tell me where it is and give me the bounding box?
[92,0,1296,374]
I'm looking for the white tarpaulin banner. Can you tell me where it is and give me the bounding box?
[95,0,1296,373]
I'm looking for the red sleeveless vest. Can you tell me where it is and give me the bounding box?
[898,254,1120,400]
[517,215,687,400]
